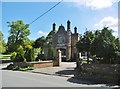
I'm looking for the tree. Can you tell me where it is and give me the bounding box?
[76,31,94,63]
[46,31,55,59]
[33,31,55,60]
[76,27,120,64]
[91,27,120,64]
[47,43,54,59]
[33,36,46,53]
[7,20,30,52]
[46,31,53,44]
[0,30,6,53]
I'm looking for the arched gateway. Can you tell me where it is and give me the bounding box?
[44,20,80,61]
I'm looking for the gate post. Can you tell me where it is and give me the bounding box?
[58,49,61,66]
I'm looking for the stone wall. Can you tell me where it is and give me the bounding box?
[13,60,60,68]
[28,61,54,68]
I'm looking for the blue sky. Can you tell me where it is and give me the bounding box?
[1,0,119,42]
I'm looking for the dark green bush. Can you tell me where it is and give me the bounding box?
[10,45,26,62]
[13,66,19,71]
[36,53,46,61]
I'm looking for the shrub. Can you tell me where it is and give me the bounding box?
[25,45,35,62]
[16,45,26,62]
[10,45,26,62]
[12,66,19,71]
[36,53,46,61]
[5,63,34,71]
[19,67,34,71]
[10,52,17,62]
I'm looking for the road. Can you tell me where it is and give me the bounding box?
[1,70,116,88]
[1,63,119,88]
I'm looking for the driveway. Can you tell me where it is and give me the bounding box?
[31,62,76,77]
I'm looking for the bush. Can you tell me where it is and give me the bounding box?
[16,45,26,62]
[25,45,35,62]
[10,52,17,62]
[5,63,34,71]
[13,66,19,71]
[36,53,46,61]
[10,45,26,62]
[19,67,34,71]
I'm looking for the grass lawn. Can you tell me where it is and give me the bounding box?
[0,54,11,60]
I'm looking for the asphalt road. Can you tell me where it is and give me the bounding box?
[1,63,119,88]
[1,70,116,88]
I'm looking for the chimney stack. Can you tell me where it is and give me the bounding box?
[53,23,56,32]
[67,20,70,31]
[74,27,77,34]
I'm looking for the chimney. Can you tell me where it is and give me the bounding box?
[67,20,70,31]
[74,27,77,34]
[53,23,56,32]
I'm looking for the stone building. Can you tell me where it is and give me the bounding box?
[50,20,80,61]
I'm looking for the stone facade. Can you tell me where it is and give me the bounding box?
[51,20,80,61]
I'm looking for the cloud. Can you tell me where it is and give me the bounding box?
[37,30,48,37]
[94,16,118,37]
[72,0,118,10]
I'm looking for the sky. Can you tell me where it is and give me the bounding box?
[1,0,119,42]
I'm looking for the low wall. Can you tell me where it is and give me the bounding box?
[75,64,120,85]
[28,60,60,68]
[28,61,53,68]
[13,60,59,68]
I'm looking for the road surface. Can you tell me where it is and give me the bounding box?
[1,63,119,88]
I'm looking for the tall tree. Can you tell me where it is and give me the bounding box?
[46,30,53,44]
[91,27,120,64]
[7,20,30,52]
[0,30,6,53]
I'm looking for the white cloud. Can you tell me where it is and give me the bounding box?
[72,0,118,10]
[37,30,48,37]
[94,16,118,37]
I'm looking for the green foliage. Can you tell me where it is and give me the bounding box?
[10,52,17,61]
[76,27,120,64]
[24,38,34,47]
[10,44,35,62]
[91,27,120,64]
[76,31,94,63]
[33,36,46,54]
[0,31,6,53]
[47,44,54,59]
[36,53,46,61]
[46,30,53,44]
[5,63,34,71]
[7,20,30,52]
[25,45,35,62]
[19,67,34,71]
[33,30,55,60]
[11,45,26,62]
